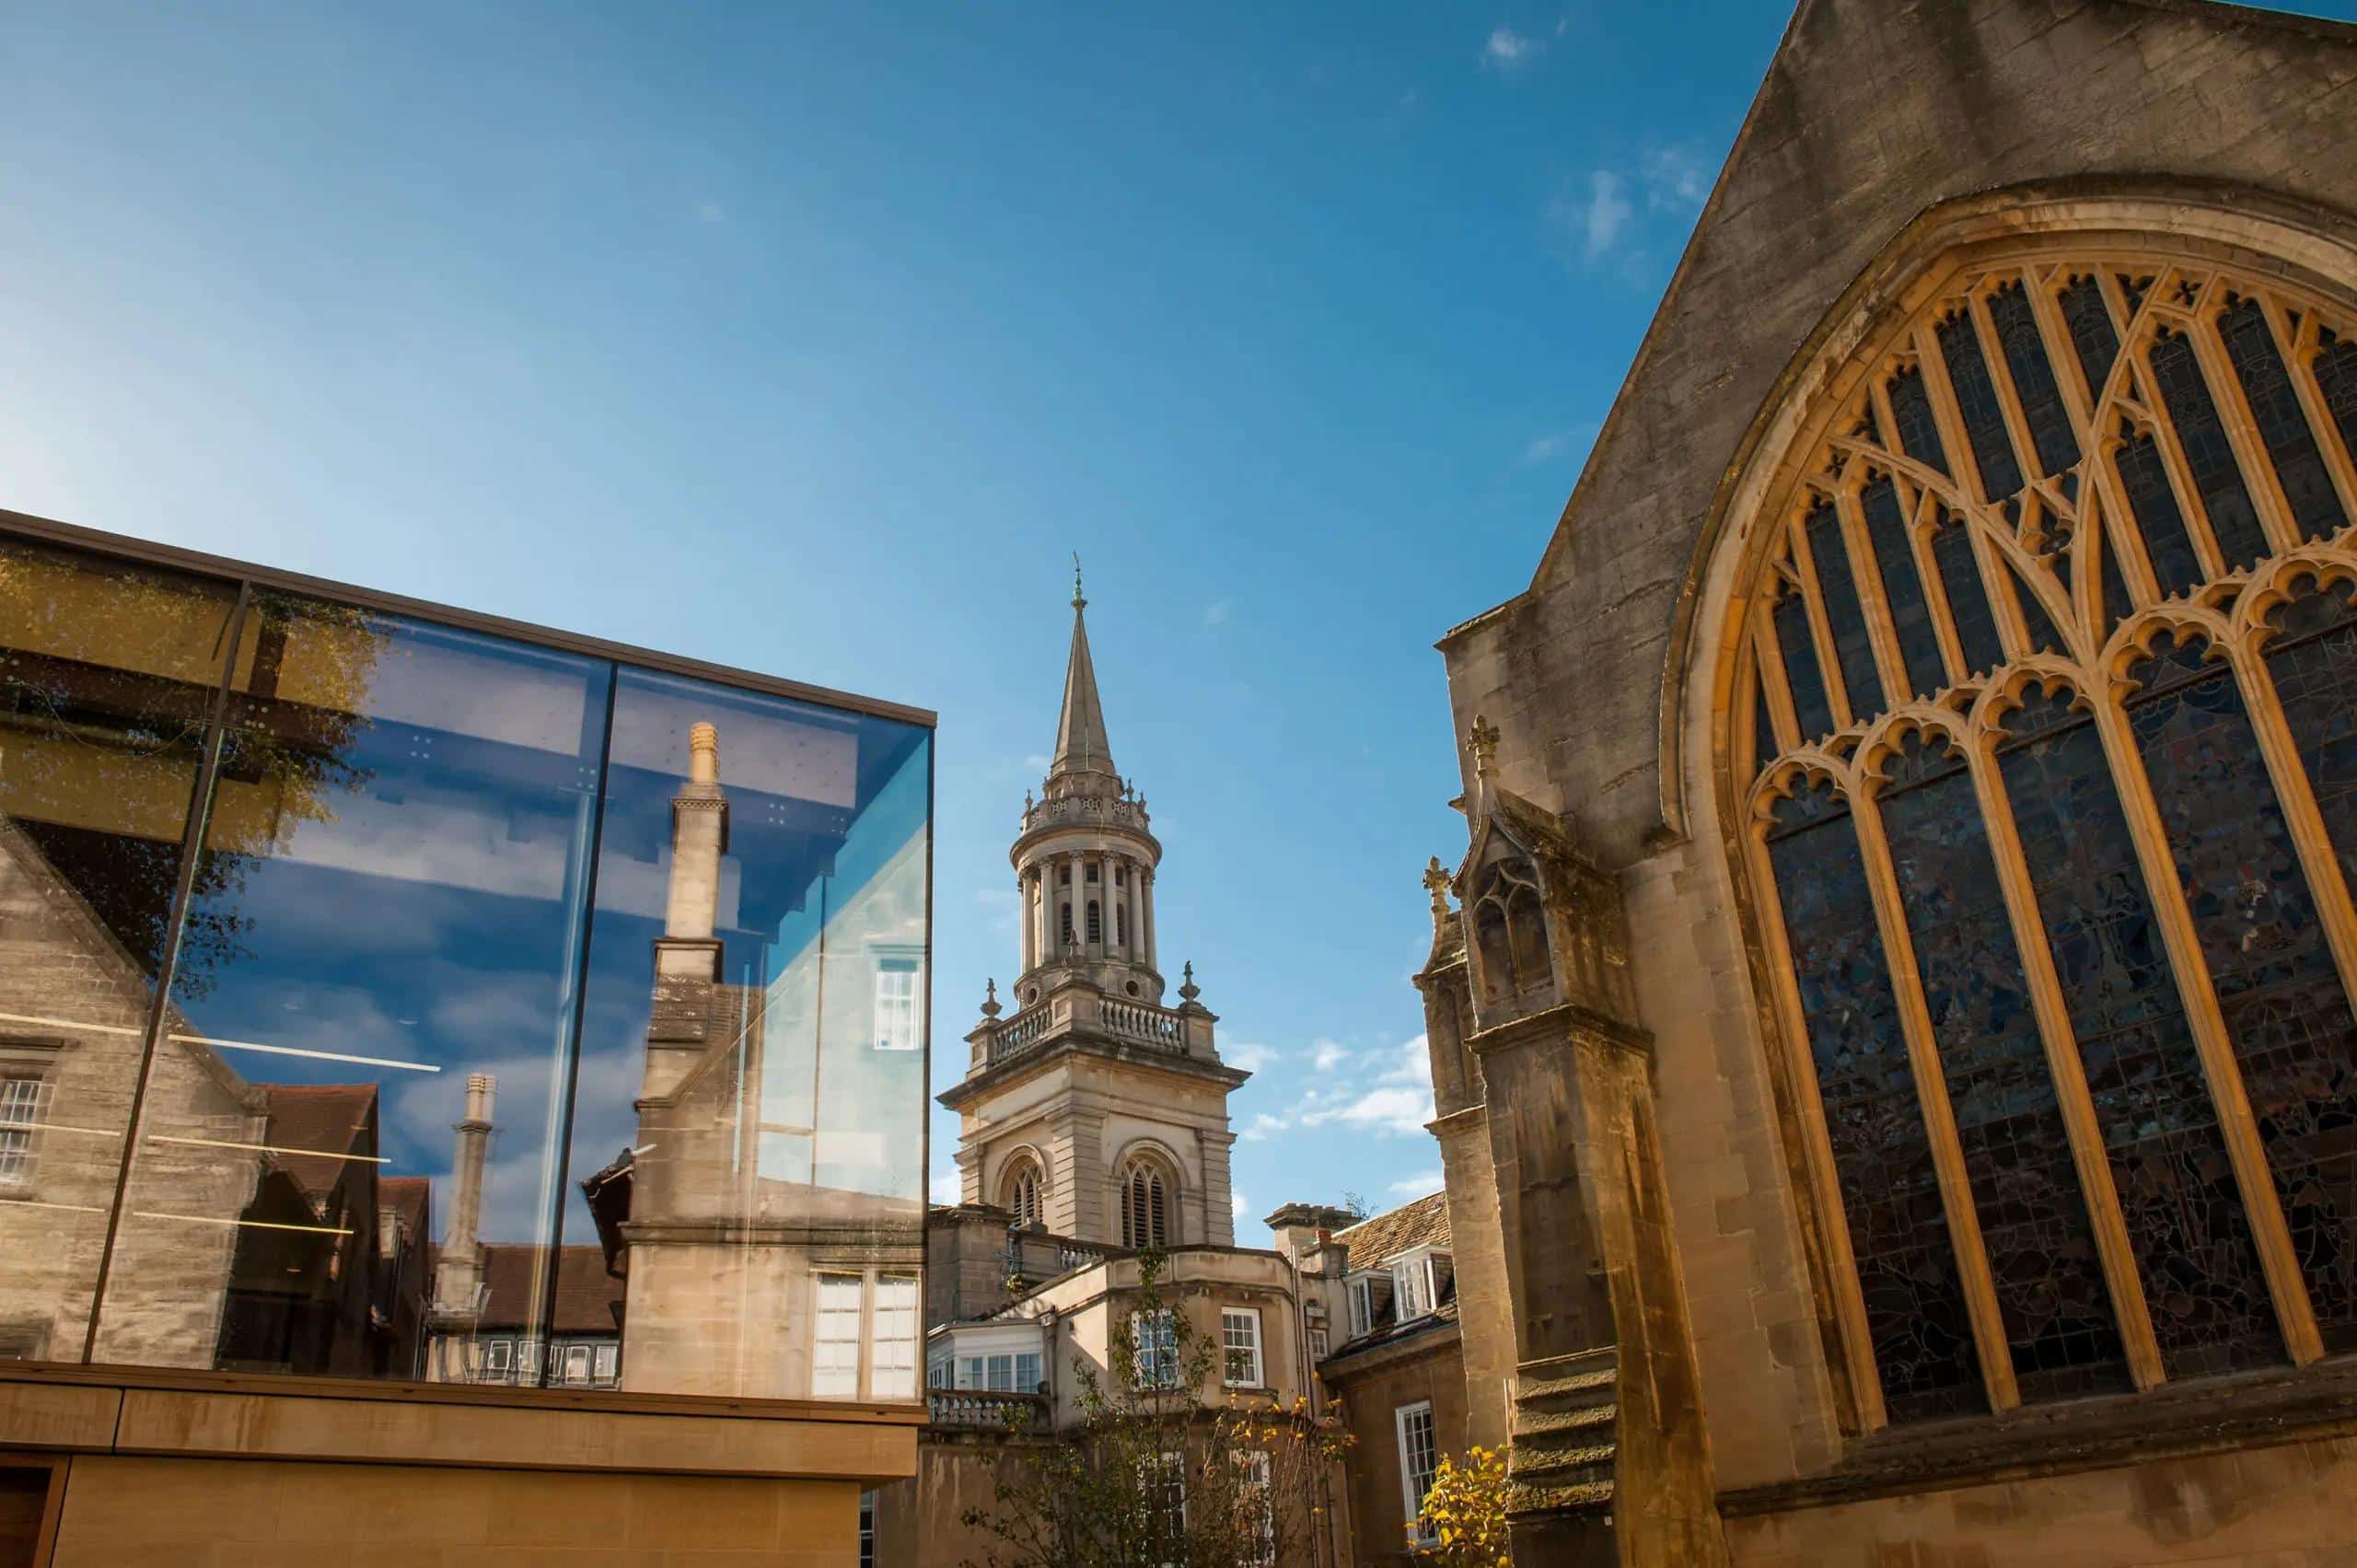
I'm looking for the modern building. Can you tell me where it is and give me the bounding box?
[1417,0,2357,1562]
[0,510,932,1564]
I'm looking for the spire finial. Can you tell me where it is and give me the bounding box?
[1072,552,1086,610]
[1467,714,1501,779]
[1422,855,1452,915]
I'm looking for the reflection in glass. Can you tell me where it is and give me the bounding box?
[91,594,612,1380]
[569,669,930,1399]
[0,540,238,1362]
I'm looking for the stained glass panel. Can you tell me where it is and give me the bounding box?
[1767,781,1983,1422]
[1862,478,1948,701]
[1774,581,1837,741]
[2116,434,2206,599]
[1997,688,2282,1376]
[2149,330,2270,571]
[2099,526,2136,639]
[2317,331,2357,467]
[1879,733,2128,1400]
[2061,276,2120,400]
[2130,638,2357,1351]
[2218,299,2346,542]
[1806,502,1886,723]
[1990,284,2081,477]
[1940,312,2027,503]
[1930,519,2007,679]
[1752,678,1782,776]
[1888,367,1950,478]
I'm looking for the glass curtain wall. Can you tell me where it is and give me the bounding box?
[0,527,930,1400]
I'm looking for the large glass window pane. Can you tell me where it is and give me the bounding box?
[567,668,929,1399]
[0,539,238,1364]
[1765,780,1983,1423]
[90,592,611,1382]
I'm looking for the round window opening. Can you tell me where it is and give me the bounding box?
[1125,981,1139,996]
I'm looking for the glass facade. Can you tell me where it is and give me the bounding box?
[0,521,931,1401]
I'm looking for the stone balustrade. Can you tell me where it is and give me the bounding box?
[927,1390,1050,1430]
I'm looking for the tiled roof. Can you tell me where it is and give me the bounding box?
[378,1176,430,1237]
[476,1244,625,1335]
[1334,1189,1449,1272]
[261,1084,377,1201]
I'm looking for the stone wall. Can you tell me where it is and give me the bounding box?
[1320,1330,1468,1568]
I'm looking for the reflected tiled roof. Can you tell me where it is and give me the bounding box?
[1335,1190,1449,1272]
[478,1244,625,1335]
[261,1084,377,1200]
[378,1176,430,1237]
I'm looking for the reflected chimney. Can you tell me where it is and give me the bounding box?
[429,1073,495,1359]
[658,723,729,980]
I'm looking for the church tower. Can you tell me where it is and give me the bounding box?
[940,570,1248,1250]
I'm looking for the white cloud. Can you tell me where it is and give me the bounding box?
[931,1168,963,1205]
[1522,423,1598,468]
[1232,1189,1247,1219]
[1225,1039,1277,1074]
[1203,598,1234,629]
[1483,25,1538,64]
[1388,1170,1446,1197]
[1377,1033,1432,1087]
[1300,1085,1435,1138]
[973,886,1019,935]
[1576,170,1631,260]
[1643,145,1711,212]
[1310,1039,1350,1074]
[1239,1111,1292,1142]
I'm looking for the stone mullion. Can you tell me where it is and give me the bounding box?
[1788,505,1862,730]
[1902,480,1974,687]
[2275,301,2357,525]
[1961,720,2166,1389]
[2187,295,2304,558]
[1847,773,2023,1412]
[2225,630,2357,1057]
[2029,265,2100,430]
[1740,803,1891,1432]
[1914,320,2039,662]
[2086,686,2328,1365]
[1750,612,1802,760]
[2128,333,2233,584]
[1835,480,1913,705]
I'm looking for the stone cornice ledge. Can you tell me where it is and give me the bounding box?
[1718,1357,2357,1517]
[0,1365,921,1483]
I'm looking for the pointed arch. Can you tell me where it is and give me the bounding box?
[1112,1142,1182,1252]
[1700,209,2357,1434]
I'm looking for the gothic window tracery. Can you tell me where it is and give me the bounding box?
[1120,1157,1171,1251]
[1469,851,1552,1006]
[1733,238,2357,1428]
[1004,1159,1044,1229]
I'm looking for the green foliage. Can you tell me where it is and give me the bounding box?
[959,1250,1352,1567]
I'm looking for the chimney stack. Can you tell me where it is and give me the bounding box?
[429,1072,496,1357]
[658,723,729,978]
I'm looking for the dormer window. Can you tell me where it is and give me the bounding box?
[1345,1270,1394,1338]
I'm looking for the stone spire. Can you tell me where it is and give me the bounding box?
[1048,558,1118,797]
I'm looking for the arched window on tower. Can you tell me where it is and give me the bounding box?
[1087,900,1102,944]
[1004,1161,1043,1229]
[1117,905,1128,947]
[1726,238,2357,1432]
[1059,902,1074,947]
[1120,1159,1170,1250]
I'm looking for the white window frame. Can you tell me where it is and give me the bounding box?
[1396,1400,1439,1545]
[1347,1275,1376,1338]
[593,1343,618,1384]
[0,1074,45,1187]
[1233,1449,1274,1566]
[484,1339,512,1374]
[1132,1308,1180,1389]
[873,1272,919,1400]
[1391,1254,1433,1321]
[873,959,922,1051]
[814,1272,866,1398]
[563,1343,591,1385]
[1221,1307,1263,1388]
[1308,1325,1329,1362]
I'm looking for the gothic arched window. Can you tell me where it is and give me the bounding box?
[1120,1158,1171,1251]
[1004,1160,1043,1228]
[1729,237,2357,1433]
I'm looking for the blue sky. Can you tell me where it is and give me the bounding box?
[9,0,2350,1247]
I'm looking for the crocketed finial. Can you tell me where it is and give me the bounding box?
[1422,855,1451,915]
[1467,714,1501,779]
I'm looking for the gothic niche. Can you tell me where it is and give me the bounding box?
[1469,849,1554,1010]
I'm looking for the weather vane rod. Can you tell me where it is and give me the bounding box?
[1072,552,1086,610]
